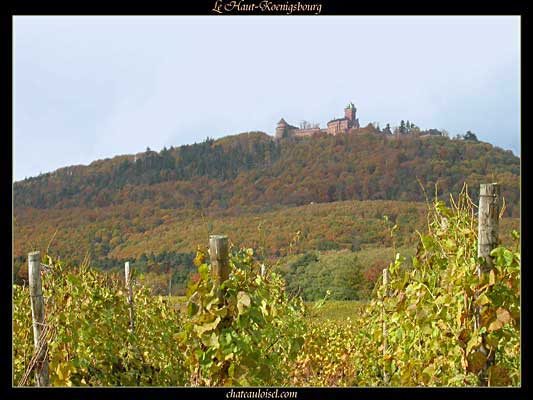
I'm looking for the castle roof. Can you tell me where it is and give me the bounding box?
[327,117,348,124]
[278,118,288,125]
[345,102,356,110]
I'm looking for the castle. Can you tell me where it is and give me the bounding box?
[275,102,360,139]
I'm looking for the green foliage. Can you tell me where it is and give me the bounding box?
[13,248,306,387]
[305,300,367,323]
[12,188,520,387]
[288,188,520,387]
[13,258,185,386]
[179,247,306,386]
[348,187,520,386]
[291,319,361,386]
[463,131,479,142]
[277,251,367,301]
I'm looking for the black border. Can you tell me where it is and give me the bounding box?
[3,1,529,399]
[2,0,531,15]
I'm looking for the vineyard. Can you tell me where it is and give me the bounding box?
[13,187,520,387]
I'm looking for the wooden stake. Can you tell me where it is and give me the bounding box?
[382,267,390,385]
[125,262,135,333]
[476,183,500,385]
[28,251,49,386]
[478,183,500,274]
[209,235,229,297]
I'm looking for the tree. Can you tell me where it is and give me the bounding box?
[463,130,478,141]
[410,123,420,134]
[299,120,319,129]
[399,120,407,134]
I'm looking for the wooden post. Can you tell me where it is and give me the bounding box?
[209,235,229,290]
[476,183,500,385]
[260,263,266,277]
[28,251,49,386]
[382,267,390,385]
[209,235,229,301]
[478,183,500,274]
[124,262,135,333]
[209,235,229,285]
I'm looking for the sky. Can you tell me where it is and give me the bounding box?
[13,16,520,181]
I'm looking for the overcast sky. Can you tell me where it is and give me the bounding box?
[13,16,520,181]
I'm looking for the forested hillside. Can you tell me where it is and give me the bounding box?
[14,128,520,215]
[13,128,520,296]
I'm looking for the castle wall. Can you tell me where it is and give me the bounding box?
[289,128,324,138]
[275,126,286,139]
[276,104,360,138]
[327,119,350,135]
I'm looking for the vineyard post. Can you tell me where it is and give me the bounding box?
[125,262,135,333]
[209,235,229,298]
[28,251,49,386]
[382,267,390,385]
[477,183,500,274]
[476,183,500,385]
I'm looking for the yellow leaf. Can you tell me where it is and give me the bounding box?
[193,316,221,335]
[475,294,490,306]
[488,319,503,332]
[193,249,206,267]
[56,363,63,381]
[489,270,496,286]
[496,308,512,324]
[237,291,251,314]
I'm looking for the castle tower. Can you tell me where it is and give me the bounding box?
[344,102,357,122]
[276,118,288,139]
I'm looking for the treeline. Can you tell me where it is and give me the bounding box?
[13,200,430,265]
[276,251,368,301]
[14,128,519,216]
[14,198,520,279]
[14,251,196,296]
[14,132,279,209]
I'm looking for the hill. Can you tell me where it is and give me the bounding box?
[14,128,520,215]
[13,128,520,296]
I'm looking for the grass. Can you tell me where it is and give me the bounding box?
[165,295,367,324]
[305,300,368,323]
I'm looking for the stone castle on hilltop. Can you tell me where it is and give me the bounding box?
[275,102,360,139]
